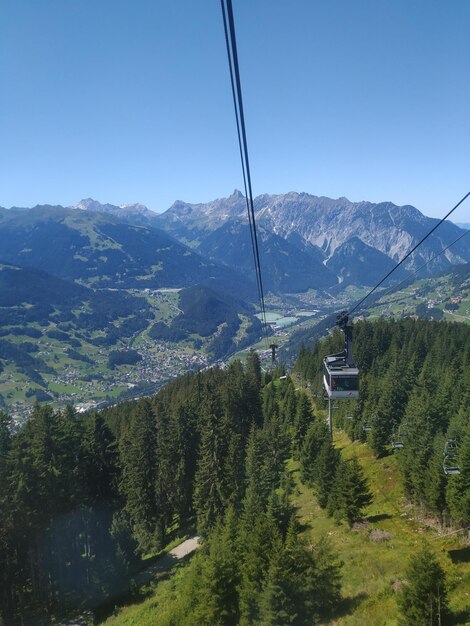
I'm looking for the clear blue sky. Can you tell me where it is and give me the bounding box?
[1,0,469,220]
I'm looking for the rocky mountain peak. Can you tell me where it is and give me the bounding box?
[72,198,155,218]
[156,190,470,283]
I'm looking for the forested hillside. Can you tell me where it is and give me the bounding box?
[2,319,470,624]
[0,354,341,625]
[295,318,470,526]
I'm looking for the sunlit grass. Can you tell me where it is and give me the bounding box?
[292,431,470,625]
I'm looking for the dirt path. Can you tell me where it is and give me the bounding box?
[133,536,200,586]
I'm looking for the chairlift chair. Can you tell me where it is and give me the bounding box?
[443,439,459,456]
[391,425,405,450]
[442,439,461,476]
[362,422,372,432]
[442,459,460,476]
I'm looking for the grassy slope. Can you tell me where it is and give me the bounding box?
[101,428,470,626]
[293,430,470,625]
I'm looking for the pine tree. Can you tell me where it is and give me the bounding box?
[292,392,313,459]
[446,425,470,526]
[166,403,198,527]
[282,517,342,624]
[258,541,297,626]
[191,508,240,625]
[0,411,11,471]
[244,426,267,504]
[369,410,390,458]
[299,417,329,485]
[398,545,448,626]
[83,413,118,503]
[399,412,434,504]
[424,434,448,523]
[193,400,229,535]
[246,349,262,390]
[280,381,297,427]
[245,350,263,427]
[328,456,372,526]
[118,399,158,551]
[238,511,280,625]
[313,438,340,508]
[260,411,290,496]
[267,489,294,540]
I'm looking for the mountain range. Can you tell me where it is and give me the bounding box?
[154,191,470,287]
[2,191,469,294]
[2,190,470,415]
[0,204,255,299]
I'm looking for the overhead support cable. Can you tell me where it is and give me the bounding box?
[220,0,269,344]
[348,190,470,317]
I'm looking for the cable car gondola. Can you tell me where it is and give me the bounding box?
[323,312,359,400]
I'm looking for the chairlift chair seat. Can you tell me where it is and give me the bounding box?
[443,464,461,476]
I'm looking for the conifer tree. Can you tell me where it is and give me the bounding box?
[166,403,198,527]
[313,437,340,508]
[267,489,294,540]
[328,456,372,526]
[282,517,342,624]
[446,426,470,526]
[191,508,240,626]
[299,417,329,485]
[369,410,390,458]
[282,382,297,426]
[238,511,280,625]
[261,411,290,495]
[398,545,448,626]
[246,349,262,390]
[258,541,297,626]
[0,411,11,471]
[245,350,263,426]
[399,412,434,504]
[424,434,448,523]
[119,399,158,550]
[292,392,313,459]
[83,413,118,503]
[193,399,229,535]
[244,425,267,503]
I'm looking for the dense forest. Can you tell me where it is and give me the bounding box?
[1,318,470,624]
[295,317,470,527]
[0,353,343,625]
